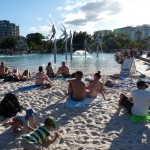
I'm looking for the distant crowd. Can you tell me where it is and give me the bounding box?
[114,48,143,64]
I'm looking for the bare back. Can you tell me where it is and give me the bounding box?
[71,79,86,100]
[87,80,104,97]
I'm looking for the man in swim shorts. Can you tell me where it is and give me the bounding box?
[67,71,86,101]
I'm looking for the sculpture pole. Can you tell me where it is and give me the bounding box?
[95,35,101,58]
[70,30,73,60]
[84,37,87,58]
[60,24,68,61]
[53,28,57,64]
[65,40,67,60]
[97,45,99,58]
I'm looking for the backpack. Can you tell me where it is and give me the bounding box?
[0,93,23,118]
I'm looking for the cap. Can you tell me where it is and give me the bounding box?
[44,116,56,128]
[25,108,37,118]
[137,80,148,88]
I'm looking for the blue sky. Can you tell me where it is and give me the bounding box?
[1,0,150,37]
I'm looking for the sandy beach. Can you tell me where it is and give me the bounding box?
[0,59,150,150]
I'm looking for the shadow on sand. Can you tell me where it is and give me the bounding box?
[103,107,150,150]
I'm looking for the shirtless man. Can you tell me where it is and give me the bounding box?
[68,71,86,101]
[86,71,106,100]
[57,61,70,77]
[0,61,10,78]
[36,66,52,88]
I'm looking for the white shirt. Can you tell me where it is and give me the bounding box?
[131,89,150,116]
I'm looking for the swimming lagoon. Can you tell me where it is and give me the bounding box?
[0,53,121,74]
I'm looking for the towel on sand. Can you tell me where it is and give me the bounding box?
[65,96,108,108]
[130,114,150,122]
[18,85,42,91]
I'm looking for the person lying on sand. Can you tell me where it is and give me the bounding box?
[3,108,37,133]
[119,81,150,116]
[13,69,31,81]
[86,71,106,100]
[57,61,70,78]
[36,66,52,88]
[0,61,10,79]
[67,71,86,101]
[21,116,60,150]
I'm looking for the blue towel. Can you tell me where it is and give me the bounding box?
[65,98,84,108]
[18,85,42,91]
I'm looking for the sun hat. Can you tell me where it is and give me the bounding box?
[25,108,37,119]
[44,116,56,128]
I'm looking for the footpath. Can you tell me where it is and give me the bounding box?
[135,59,150,77]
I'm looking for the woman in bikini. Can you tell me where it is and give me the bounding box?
[36,66,52,88]
[86,71,106,100]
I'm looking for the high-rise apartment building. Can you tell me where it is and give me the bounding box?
[0,20,19,38]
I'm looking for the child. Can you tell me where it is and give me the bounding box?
[21,116,59,150]
[4,108,37,133]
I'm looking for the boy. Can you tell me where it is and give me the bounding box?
[4,108,37,133]
[21,116,59,150]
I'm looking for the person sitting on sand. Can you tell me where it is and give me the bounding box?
[119,81,150,116]
[0,61,10,79]
[13,69,31,81]
[36,66,52,88]
[46,62,55,78]
[4,108,38,133]
[67,71,86,101]
[21,116,60,150]
[57,61,70,78]
[86,71,106,100]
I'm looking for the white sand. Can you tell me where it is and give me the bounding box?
[0,59,150,150]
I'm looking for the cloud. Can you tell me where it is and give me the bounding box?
[64,0,122,26]
[36,17,43,21]
[29,25,50,33]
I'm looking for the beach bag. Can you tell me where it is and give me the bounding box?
[3,75,14,82]
[0,93,23,118]
[105,80,114,87]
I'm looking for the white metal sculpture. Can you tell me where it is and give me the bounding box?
[94,34,102,58]
[48,17,57,63]
[60,24,68,60]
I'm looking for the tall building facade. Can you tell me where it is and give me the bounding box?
[0,20,19,38]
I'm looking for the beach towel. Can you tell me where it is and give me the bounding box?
[65,96,109,108]
[18,85,42,91]
[65,99,84,108]
[130,114,150,123]
[114,82,136,88]
[84,96,109,106]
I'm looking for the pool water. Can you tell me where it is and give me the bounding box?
[0,53,121,75]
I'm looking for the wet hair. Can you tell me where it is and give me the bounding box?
[95,71,101,79]
[48,62,51,66]
[62,61,65,65]
[137,81,148,88]
[1,61,4,66]
[39,66,43,72]
[75,71,83,78]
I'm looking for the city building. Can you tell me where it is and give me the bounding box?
[114,24,150,41]
[0,20,19,38]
